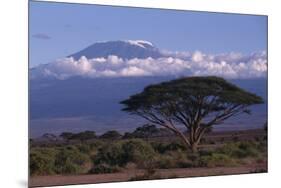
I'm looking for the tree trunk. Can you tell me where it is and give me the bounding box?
[191,143,198,153]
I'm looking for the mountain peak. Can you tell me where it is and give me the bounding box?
[125,40,154,48]
[68,40,162,60]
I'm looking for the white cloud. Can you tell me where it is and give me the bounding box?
[192,51,204,62]
[31,51,267,80]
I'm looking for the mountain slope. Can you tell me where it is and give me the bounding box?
[68,40,163,60]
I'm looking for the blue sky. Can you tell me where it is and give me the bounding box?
[29,1,267,67]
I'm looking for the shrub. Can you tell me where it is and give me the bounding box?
[77,144,92,154]
[216,143,237,156]
[130,124,159,138]
[154,155,177,169]
[177,159,193,168]
[60,132,74,140]
[100,130,122,140]
[236,142,260,157]
[199,153,235,168]
[88,163,120,174]
[89,140,106,150]
[122,132,134,139]
[54,147,90,174]
[30,148,57,176]
[122,139,156,168]
[61,131,97,141]
[94,142,126,166]
[216,141,260,159]
[123,124,171,139]
[154,150,192,169]
[257,141,267,152]
[151,141,185,154]
[70,131,97,141]
[198,149,213,156]
[93,139,156,168]
[151,142,169,154]
[234,142,259,158]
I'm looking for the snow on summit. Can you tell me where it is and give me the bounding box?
[126,40,154,48]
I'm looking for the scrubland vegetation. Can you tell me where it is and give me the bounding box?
[30,125,267,180]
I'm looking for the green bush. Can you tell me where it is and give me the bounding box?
[154,155,177,169]
[100,130,122,140]
[93,139,156,168]
[198,149,214,156]
[122,139,156,166]
[199,153,236,168]
[88,163,120,174]
[30,148,57,176]
[94,142,126,166]
[89,140,106,150]
[217,141,260,159]
[176,158,193,168]
[60,132,74,140]
[232,148,259,158]
[151,141,185,154]
[257,141,267,152]
[60,131,97,141]
[77,144,92,154]
[154,150,192,169]
[54,147,90,174]
[61,131,97,141]
[169,150,193,168]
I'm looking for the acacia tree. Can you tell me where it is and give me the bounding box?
[120,76,263,152]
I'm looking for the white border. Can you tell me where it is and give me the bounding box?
[1,0,281,188]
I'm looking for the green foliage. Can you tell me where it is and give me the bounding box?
[154,155,176,169]
[30,133,266,177]
[54,147,90,174]
[60,132,74,140]
[217,141,260,158]
[120,76,264,152]
[88,163,120,174]
[129,124,159,138]
[121,76,263,113]
[154,150,192,169]
[71,131,97,141]
[60,131,97,141]
[100,130,122,140]
[199,153,236,168]
[93,139,156,168]
[30,148,57,176]
[122,139,156,166]
[122,125,171,139]
[88,140,106,150]
[122,132,135,139]
[151,141,185,154]
[77,144,92,154]
[94,142,125,166]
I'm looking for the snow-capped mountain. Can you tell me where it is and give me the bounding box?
[29,40,267,136]
[68,40,163,60]
[30,39,267,80]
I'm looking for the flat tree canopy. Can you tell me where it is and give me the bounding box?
[120,76,264,152]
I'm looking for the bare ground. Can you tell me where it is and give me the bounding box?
[29,163,267,187]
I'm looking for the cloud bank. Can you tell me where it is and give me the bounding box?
[31,51,267,80]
